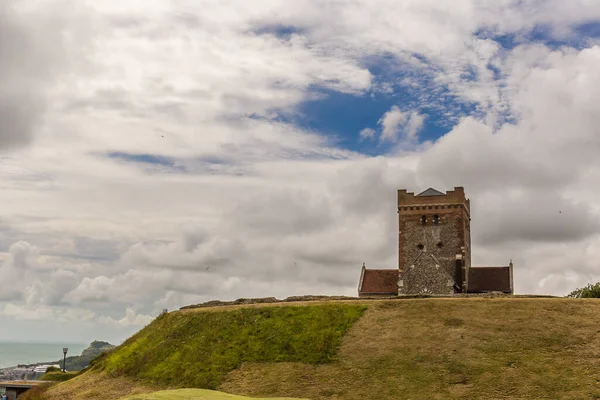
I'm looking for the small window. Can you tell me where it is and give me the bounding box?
[437,242,443,249]
[417,244,424,250]
[421,215,427,225]
[433,215,439,225]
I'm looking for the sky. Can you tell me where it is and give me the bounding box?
[2,0,600,344]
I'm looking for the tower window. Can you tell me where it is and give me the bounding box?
[421,215,427,225]
[433,215,439,225]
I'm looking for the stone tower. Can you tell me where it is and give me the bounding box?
[397,187,471,294]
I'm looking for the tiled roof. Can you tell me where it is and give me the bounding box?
[359,269,399,294]
[468,266,511,293]
[416,187,445,197]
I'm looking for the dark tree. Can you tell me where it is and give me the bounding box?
[567,282,600,298]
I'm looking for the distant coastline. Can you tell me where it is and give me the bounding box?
[0,341,115,381]
[0,341,86,370]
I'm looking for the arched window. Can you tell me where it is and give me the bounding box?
[433,214,439,225]
[421,215,427,225]
[417,244,424,250]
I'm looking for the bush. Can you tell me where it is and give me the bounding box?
[45,366,61,373]
[39,371,78,382]
[567,282,600,298]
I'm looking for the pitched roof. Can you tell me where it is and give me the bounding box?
[359,269,399,295]
[416,187,445,197]
[468,266,511,293]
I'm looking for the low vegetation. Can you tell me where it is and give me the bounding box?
[38,298,600,400]
[39,371,79,382]
[119,388,306,400]
[17,383,53,400]
[567,282,600,298]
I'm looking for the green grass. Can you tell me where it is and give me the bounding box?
[39,371,79,381]
[96,304,366,389]
[119,388,306,400]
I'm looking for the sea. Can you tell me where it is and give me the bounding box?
[0,342,87,369]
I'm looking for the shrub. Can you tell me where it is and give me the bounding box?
[567,283,600,298]
[39,371,78,382]
[45,366,61,373]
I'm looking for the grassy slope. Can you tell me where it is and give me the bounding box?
[222,298,600,400]
[22,373,158,400]
[38,371,79,382]
[43,298,600,400]
[119,388,306,400]
[98,304,365,389]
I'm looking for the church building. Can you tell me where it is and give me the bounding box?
[358,187,513,296]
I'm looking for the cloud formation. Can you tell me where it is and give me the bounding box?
[378,106,425,143]
[2,0,600,343]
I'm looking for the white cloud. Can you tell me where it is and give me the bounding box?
[378,106,426,143]
[98,307,154,328]
[3,0,600,343]
[0,241,40,301]
[359,128,376,141]
[379,106,408,142]
[0,303,95,322]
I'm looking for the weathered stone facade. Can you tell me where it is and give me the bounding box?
[397,252,456,295]
[398,187,471,294]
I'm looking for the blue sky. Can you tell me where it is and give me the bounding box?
[257,20,600,157]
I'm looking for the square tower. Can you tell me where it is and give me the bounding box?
[397,187,471,293]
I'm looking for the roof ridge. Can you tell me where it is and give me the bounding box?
[416,187,445,197]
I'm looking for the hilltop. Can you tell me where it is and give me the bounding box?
[61,341,116,371]
[30,297,600,400]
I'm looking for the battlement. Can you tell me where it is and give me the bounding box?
[398,186,470,214]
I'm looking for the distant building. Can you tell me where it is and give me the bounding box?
[358,187,513,296]
[33,364,60,374]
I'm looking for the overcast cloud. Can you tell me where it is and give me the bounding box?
[1,0,600,343]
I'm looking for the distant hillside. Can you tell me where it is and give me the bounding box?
[33,298,600,400]
[61,341,115,371]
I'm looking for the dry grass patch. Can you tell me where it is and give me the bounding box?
[40,371,158,400]
[221,298,600,400]
[119,388,307,400]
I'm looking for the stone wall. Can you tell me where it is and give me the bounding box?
[399,207,469,282]
[398,187,471,293]
[398,253,455,295]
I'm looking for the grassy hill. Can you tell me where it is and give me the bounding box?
[32,298,600,400]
